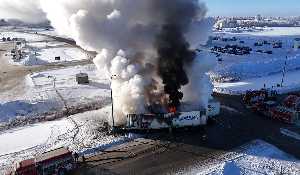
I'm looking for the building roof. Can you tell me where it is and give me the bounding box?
[35,147,71,163]
[76,73,88,77]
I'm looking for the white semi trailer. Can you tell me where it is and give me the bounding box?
[123,99,220,130]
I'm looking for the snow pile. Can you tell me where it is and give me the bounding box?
[280,128,300,141]
[176,140,300,175]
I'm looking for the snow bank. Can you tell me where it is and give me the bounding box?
[280,128,300,141]
[0,119,72,155]
[176,140,300,175]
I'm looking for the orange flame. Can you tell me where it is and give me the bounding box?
[169,106,177,113]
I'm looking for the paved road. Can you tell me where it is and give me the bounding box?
[73,93,300,175]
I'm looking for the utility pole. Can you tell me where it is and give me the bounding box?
[110,75,117,132]
[281,56,288,87]
[111,87,115,128]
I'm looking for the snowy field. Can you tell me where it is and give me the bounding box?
[0,64,111,124]
[7,45,89,66]
[223,27,300,36]
[0,106,127,173]
[209,27,300,94]
[0,28,89,66]
[214,69,300,95]
[0,31,51,42]
[177,140,300,175]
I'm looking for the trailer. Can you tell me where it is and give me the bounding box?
[8,147,75,175]
[125,110,208,130]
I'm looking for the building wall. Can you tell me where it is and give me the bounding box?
[37,155,74,175]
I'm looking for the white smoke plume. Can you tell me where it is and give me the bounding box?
[0,0,215,125]
[0,0,46,23]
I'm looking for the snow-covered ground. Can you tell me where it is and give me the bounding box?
[209,27,300,94]
[0,106,127,173]
[214,69,300,95]
[0,28,89,66]
[7,46,89,66]
[0,64,110,124]
[222,27,300,36]
[0,31,52,42]
[280,128,300,141]
[177,140,300,175]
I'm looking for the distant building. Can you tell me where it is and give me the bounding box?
[255,14,263,21]
[214,19,225,30]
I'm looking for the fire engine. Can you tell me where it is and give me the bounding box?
[243,89,300,125]
[270,106,299,124]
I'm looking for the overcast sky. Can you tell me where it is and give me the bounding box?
[202,0,300,17]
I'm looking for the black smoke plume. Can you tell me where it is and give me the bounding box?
[154,0,200,108]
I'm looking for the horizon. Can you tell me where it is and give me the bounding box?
[202,0,300,17]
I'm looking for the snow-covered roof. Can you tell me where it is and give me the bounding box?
[35,147,71,163]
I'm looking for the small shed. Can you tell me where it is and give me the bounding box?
[55,56,61,60]
[76,73,89,84]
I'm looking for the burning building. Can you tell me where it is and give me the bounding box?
[0,0,216,126]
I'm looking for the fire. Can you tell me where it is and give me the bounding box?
[169,106,177,113]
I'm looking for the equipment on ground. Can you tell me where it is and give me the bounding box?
[76,73,89,84]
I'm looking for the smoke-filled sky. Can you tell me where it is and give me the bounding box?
[0,0,299,22]
[203,0,300,17]
[0,0,215,125]
[0,0,46,23]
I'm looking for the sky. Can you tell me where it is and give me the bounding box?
[202,0,300,17]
